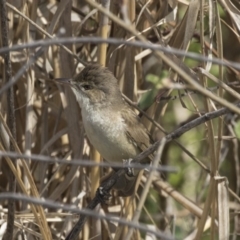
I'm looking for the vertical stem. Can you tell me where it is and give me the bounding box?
[97,0,110,65]
[196,0,217,239]
[215,0,223,170]
[0,1,16,239]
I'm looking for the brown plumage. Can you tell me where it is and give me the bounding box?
[58,64,153,196]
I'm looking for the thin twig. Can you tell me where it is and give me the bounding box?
[0,37,239,71]
[0,193,173,240]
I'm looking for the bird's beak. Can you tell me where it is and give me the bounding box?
[54,78,73,86]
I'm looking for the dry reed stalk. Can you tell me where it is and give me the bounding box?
[0,0,239,239]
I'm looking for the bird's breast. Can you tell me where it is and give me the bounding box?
[81,108,138,163]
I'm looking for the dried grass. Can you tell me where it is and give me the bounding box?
[0,0,240,239]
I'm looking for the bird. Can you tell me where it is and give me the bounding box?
[57,64,153,196]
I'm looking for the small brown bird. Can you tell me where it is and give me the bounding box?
[58,64,153,196]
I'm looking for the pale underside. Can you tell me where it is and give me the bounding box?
[82,106,140,163]
[73,86,152,164]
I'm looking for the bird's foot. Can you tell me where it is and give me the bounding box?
[123,158,135,177]
[96,187,111,204]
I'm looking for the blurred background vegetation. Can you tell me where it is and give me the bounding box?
[0,0,240,239]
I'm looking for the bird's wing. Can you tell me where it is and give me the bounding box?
[114,105,156,196]
[121,105,154,163]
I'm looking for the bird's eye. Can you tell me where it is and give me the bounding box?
[82,84,92,90]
